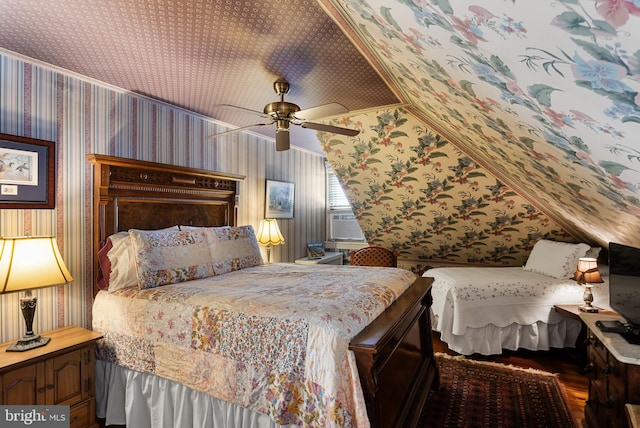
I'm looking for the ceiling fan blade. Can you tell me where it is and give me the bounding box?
[275,128,290,151]
[296,103,349,121]
[205,123,270,140]
[300,122,359,136]
[213,104,268,118]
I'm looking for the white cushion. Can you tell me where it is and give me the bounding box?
[523,239,590,279]
[97,232,139,291]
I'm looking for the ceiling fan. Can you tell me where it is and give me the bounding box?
[207,80,360,151]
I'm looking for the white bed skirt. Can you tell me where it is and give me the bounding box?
[95,360,296,428]
[434,317,583,356]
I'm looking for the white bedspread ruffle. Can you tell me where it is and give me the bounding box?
[96,360,297,428]
[424,266,609,355]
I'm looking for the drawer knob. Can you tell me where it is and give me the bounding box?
[603,365,612,375]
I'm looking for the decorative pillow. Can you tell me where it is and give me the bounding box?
[97,232,139,291]
[129,228,214,289]
[203,225,264,274]
[523,239,590,279]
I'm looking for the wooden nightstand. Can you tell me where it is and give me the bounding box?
[553,305,617,373]
[580,312,640,428]
[0,326,103,428]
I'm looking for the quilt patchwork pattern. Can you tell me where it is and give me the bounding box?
[93,263,416,427]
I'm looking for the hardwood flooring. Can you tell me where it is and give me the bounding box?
[432,331,589,427]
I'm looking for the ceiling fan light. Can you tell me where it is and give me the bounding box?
[275,128,290,151]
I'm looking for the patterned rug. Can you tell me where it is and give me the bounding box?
[419,353,576,428]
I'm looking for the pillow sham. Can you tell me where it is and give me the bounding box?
[97,231,139,291]
[203,225,264,274]
[129,228,214,289]
[523,239,590,279]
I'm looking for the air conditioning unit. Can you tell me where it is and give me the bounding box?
[329,212,365,241]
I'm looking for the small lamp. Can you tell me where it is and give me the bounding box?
[0,236,73,352]
[256,219,285,263]
[573,257,603,313]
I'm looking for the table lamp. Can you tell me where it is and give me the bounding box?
[256,219,285,263]
[573,257,603,313]
[0,236,73,352]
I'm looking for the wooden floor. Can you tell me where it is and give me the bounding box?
[432,332,589,427]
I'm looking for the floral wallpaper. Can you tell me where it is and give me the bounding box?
[321,107,578,271]
[319,0,640,253]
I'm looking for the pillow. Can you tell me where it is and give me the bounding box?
[129,228,214,289]
[523,239,590,279]
[585,246,602,259]
[97,232,139,291]
[202,225,264,274]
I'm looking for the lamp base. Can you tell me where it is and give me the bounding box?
[579,304,599,313]
[6,334,51,352]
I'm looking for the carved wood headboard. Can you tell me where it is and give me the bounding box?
[87,154,245,295]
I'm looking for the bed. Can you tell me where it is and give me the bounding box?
[87,154,438,428]
[424,239,607,356]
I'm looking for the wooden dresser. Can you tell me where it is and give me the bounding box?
[0,326,103,428]
[581,313,640,428]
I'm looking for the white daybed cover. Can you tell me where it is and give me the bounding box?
[424,267,593,355]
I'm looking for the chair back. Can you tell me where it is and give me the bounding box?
[350,246,397,267]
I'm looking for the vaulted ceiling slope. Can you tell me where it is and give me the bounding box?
[1,0,639,255]
[319,0,640,251]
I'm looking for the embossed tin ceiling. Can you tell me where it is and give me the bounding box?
[0,0,399,153]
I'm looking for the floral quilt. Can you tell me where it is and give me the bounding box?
[93,263,417,427]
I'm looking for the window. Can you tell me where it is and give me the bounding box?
[326,163,365,241]
[327,169,351,210]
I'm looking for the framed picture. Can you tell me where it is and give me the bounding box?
[265,180,295,219]
[0,133,55,209]
[307,242,325,259]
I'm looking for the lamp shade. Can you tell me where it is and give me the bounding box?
[0,236,73,294]
[573,257,604,285]
[256,219,285,247]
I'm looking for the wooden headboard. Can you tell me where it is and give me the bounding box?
[87,154,245,295]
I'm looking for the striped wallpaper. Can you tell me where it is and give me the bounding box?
[0,51,327,343]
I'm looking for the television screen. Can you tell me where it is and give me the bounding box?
[608,242,640,327]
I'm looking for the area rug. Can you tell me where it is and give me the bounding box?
[418,353,576,428]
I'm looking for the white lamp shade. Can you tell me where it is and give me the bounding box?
[0,236,73,294]
[256,219,285,247]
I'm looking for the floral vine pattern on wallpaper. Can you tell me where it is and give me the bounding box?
[330,0,640,245]
[321,107,574,269]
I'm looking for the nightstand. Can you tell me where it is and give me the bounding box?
[554,305,617,373]
[580,312,640,428]
[295,251,343,265]
[0,326,103,428]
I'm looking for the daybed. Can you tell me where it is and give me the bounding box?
[88,155,438,428]
[424,239,607,356]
